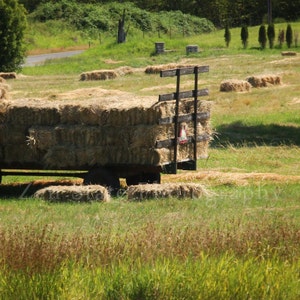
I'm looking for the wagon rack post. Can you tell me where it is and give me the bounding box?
[156,65,210,174]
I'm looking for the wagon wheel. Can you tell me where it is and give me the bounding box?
[126,172,161,186]
[83,167,120,195]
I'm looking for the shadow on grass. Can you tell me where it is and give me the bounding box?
[211,121,300,147]
[0,180,80,199]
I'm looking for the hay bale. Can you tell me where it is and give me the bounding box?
[127,182,211,201]
[0,87,8,100]
[115,66,133,76]
[80,70,118,81]
[220,79,251,92]
[79,66,133,81]
[145,63,198,74]
[246,75,282,87]
[0,79,9,100]
[34,185,110,202]
[281,51,297,56]
[0,72,17,79]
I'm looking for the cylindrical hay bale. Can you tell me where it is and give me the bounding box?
[186,45,199,55]
[34,185,110,202]
[155,42,165,54]
[220,80,252,92]
[127,183,211,201]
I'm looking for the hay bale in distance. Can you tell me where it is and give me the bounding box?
[34,185,110,202]
[0,87,8,100]
[80,70,118,81]
[246,75,281,87]
[0,79,9,100]
[281,51,297,56]
[0,72,17,80]
[80,66,133,81]
[127,183,211,201]
[145,63,198,74]
[220,79,251,92]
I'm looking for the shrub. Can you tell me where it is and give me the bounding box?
[241,25,249,49]
[286,24,293,48]
[258,24,267,49]
[267,23,275,49]
[0,0,27,72]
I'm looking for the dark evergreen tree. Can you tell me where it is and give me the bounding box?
[267,23,275,49]
[0,0,27,72]
[286,24,293,48]
[224,25,231,48]
[241,25,249,49]
[258,25,267,49]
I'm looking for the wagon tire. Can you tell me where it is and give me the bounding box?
[83,167,120,195]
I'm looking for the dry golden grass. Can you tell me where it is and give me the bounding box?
[1,215,299,273]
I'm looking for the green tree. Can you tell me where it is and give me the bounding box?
[267,23,275,49]
[0,0,27,72]
[258,24,267,49]
[286,24,293,48]
[224,24,231,47]
[241,25,249,49]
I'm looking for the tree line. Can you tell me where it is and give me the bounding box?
[19,0,300,27]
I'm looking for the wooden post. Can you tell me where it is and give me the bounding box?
[117,9,126,43]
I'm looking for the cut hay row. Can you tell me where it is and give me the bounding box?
[220,80,252,92]
[0,95,212,169]
[164,171,300,186]
[80,66,133,81]
[34,185,110,202]
[127,182,211,201]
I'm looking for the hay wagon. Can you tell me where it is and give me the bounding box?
[0,66,212,192]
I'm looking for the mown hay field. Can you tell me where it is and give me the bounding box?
[0,47,300,299]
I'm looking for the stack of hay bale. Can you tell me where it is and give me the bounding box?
[0,93,212,170]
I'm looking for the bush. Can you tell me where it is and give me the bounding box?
[29,1,215,37]
[241,25,249,49]
[224,25,231,48]
[286,24,293,48]
[258,24,267,49]
[0,0,27,72]
[267,23,275,49]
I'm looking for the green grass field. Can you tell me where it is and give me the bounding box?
[1,22,300,299]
